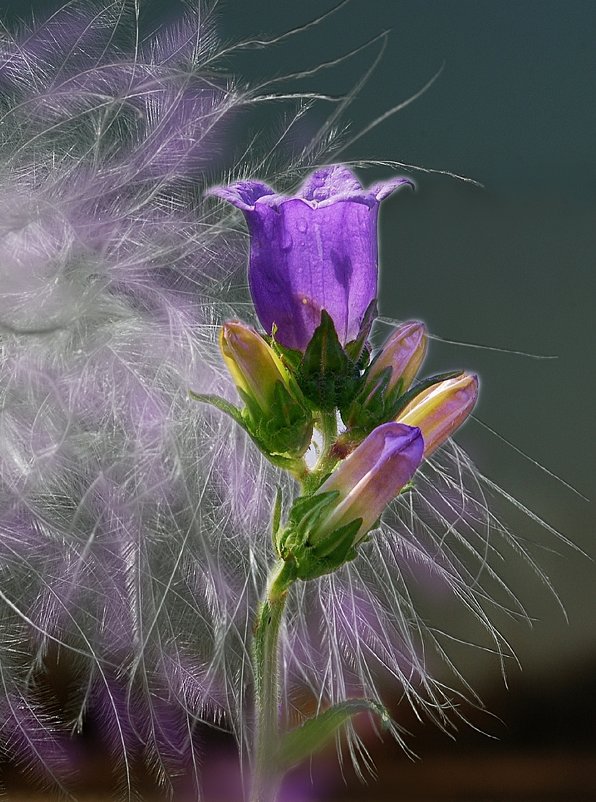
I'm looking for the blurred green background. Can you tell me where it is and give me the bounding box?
[1,0,594,799]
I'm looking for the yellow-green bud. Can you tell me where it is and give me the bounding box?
[397,372,478,456]
[220,321,292,413]
[219,320,313,459]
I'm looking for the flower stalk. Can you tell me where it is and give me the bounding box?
[251,560,295,802]
[198,164,481,799]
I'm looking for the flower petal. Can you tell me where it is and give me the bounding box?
[245,196,379,349]
[209,165,414,349]
[370,176,415,201]
[206,179,275,211]
[398,372,479,456]
[297,165,363,203]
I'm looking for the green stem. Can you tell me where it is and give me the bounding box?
[288,458,310,493]
[300,411,340,494]
[251,560,295,802]
[319,410,337,453]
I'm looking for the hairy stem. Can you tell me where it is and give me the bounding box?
[301,410,340,494]
[251,560,295,802]
[319,410,338,452]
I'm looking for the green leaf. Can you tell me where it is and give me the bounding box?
[188,391,245,427]
[276,699,390,771]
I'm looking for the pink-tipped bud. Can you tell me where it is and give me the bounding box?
[366,321,427,396]
[311,422,424,546]
[397,372,478,457]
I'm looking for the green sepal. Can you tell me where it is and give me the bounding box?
[277,493,363,581]
[189,390,306,472]
[275,698,390,772]
[341,365,402,432]
[311,518,361,562]
[238,381,313,459]
[344,369,462,437]
[277,491,339,553]
[344,299,377,368]
[237,387,263,428]
[266,328,303,376]
[297,311,360,412]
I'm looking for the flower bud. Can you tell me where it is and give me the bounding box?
[313,423,423,545]
[219,321,312,458]
[397,372,478,457]
[219,321,291,413]
[365,321,427,396]
[343,321,427,431]
[278,423,423,580]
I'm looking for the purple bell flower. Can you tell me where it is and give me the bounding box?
[208,165,413,351]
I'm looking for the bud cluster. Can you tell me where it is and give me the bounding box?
[208,308,478,580]
[200,165,479,580]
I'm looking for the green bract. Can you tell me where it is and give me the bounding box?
[276,491,363,581]
[296,310,361,412]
